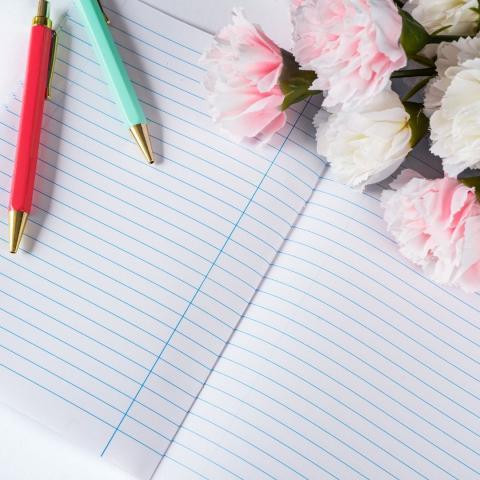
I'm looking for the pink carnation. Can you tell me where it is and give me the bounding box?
[382,170,480,292]
[201,9,286,145]
[292,0,407,109]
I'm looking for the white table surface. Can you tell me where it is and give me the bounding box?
[0,1,290,479]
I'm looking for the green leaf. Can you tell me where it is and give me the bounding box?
[404,102,429,148]
[399,10,431,56]
[460,176,480,201]
[430,25,452,36]
[279,50,320,111]
[281,89,321,111]
[471,2,480,33]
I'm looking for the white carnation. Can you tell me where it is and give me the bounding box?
[316,90,412,191]
[406,0,479,36]
[424,36,480,116]
[431,58,480,176]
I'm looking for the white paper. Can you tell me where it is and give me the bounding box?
[158,164,480,479]
[0,1,323,478]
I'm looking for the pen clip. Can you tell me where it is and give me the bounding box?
[46,30,58,100]
[96,0,111,25]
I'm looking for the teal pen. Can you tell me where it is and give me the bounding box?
[75,0,154,164]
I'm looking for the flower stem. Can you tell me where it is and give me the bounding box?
[391,67,436,78]
[401,76,433,102]
[428,34,465,43]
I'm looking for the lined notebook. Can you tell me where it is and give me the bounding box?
[0,1,479,479]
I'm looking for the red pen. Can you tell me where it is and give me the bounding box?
[9,0,57,254]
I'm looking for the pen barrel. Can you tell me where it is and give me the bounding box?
[76,0,146,127]
[10,25,53,213]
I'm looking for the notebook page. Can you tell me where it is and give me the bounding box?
[157,147,480,479]
[0,1,323,478]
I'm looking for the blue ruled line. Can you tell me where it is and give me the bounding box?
[103,3,204,56]
[230,331,471,477]
[0,361,246,480]
[99,101,310,456]
[241,311,480,460]
[295,212,480,326]
[278,247,480,375]
[257,285,480,429]
[0,4,477,480]
[0,5,321,478]
[65,15,204,81]
[53,36,320,177]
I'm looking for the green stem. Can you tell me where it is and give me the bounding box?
[391,67,436,78]
[401,76,432,102]
[428,34,466,43]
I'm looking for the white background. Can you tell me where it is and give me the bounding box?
[0,0,290,479]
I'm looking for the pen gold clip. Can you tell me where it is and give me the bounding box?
[46,30,58,99]
[96,0,111,25]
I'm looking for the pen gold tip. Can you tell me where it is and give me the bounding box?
[8,210,29,254]
[130,124,155,164]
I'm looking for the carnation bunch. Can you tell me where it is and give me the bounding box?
[202,0,480,292]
